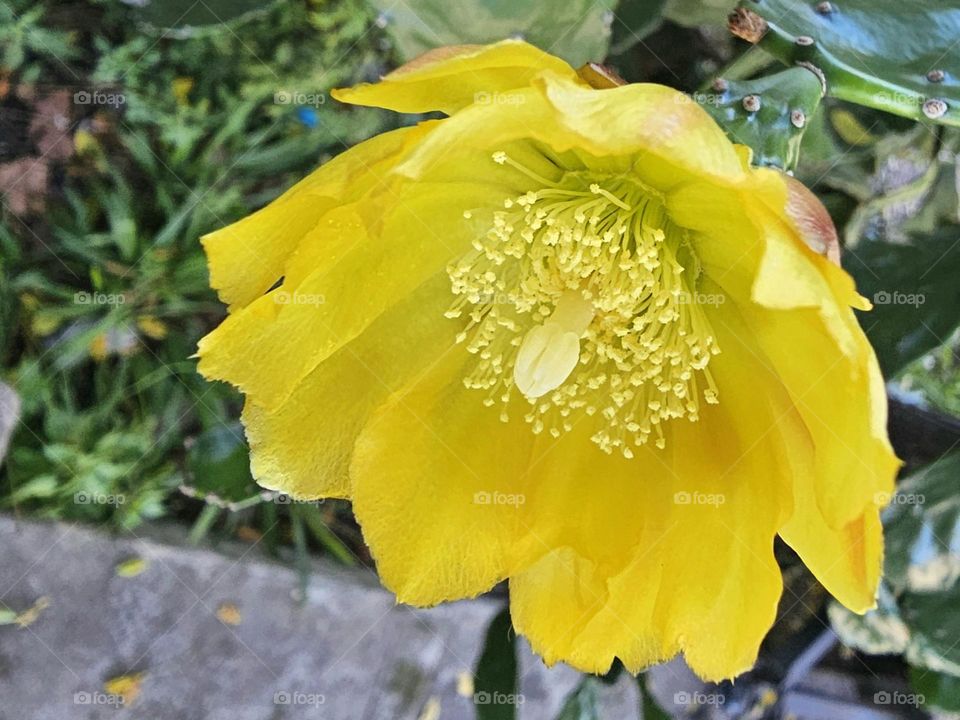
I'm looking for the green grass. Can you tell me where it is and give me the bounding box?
[0,0,393,560]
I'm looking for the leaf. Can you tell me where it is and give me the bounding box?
[664,0,736,27]
[298,505,357,566]
[184,423,258,504]
[125,0,282,35]
[6,474,58,504]
[697,66,824,170]
[609,0,669,54]
[555,677,601,720]
[828,583,910,656]
[103,672,146,706]
[911,666,960,713]
[731,0,960,126]
[638,675,673,720]
[473,607,519,720]
[843,224,960,376]
[0,596,50,628]
[369,0,617,67]
[215,602,242,626]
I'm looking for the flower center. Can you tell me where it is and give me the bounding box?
[445,151,721,457]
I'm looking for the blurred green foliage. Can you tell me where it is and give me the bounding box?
[0,0,391,559]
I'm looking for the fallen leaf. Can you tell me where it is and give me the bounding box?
[115,556,149,578]
[0,596,52,628]
[104,672,146,706]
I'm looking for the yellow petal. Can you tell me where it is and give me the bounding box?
[749,303,898,530]
[780,487,884,613]
[508,436,674,675]
[332,39,578,115]
[510,548,653,675]
[648,303,799,681]
[349,351,537,605]
[670,175,898,529]
[242,274,458,499]
[741,199,898,529]
[202,124,431,311]
[535,74,745,185]
[512,299,802,681]
[198,181,498,410]
[397,73,745,192]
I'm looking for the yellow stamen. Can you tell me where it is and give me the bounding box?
[446,151,721,456]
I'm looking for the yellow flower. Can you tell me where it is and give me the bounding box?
[196,40,900,681]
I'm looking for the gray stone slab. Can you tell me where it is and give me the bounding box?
[0,516,640,720]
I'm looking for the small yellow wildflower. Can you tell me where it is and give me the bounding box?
[137,315,169,340]
[197,41,899,681]
[172,77,194,107]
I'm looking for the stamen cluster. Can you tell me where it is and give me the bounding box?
[446,152,721,456]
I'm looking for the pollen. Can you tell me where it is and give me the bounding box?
[445,152,721,456]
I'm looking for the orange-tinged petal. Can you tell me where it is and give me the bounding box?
[332,39,579,115]
[783,173,841,265]
[674,175,897,527]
